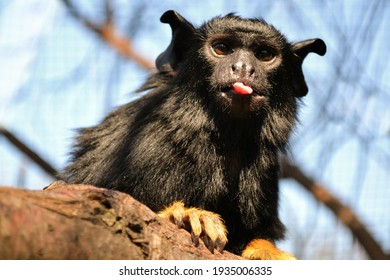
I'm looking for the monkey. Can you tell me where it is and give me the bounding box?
[63,10,326,259]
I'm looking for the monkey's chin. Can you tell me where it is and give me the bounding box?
[219,90,266,118]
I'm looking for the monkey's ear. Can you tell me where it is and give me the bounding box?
[156,10,196,71]
[291,38,326,97]
[292,38,326,60]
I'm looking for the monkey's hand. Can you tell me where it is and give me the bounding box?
[158,201,228,253]
[242,239,296,260]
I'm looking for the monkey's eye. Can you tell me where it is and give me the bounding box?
[211,42,233,56]
[256,48,276,62]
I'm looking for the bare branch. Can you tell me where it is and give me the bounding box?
[61,0,154,70]
[0,127,59,180]
[61,0,100,33]
[280,156,388,260]
[99,24,154,70]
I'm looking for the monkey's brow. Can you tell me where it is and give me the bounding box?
[214,25,279,41]
[227,26,265,34]
[209,25,262,36]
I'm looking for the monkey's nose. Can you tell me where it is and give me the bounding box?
[231,61,255,78]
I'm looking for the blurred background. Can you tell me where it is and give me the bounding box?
[0,0,389,259]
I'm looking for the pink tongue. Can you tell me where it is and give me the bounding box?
[232,82,253,95]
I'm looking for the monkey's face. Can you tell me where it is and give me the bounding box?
[201,18,288,118]
[156,11,326,120]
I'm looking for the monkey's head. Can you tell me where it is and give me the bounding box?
[156,10,326,121]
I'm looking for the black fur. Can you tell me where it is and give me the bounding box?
[63,10,326,254]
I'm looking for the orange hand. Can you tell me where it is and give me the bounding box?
[158,201,227,253]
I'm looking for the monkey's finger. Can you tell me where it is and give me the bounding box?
[200,213,219,252]
[158,201,185,228]
[205,212,228,252]
[212,217,228,253]
[187,208,203,243]
[201,213,219,241]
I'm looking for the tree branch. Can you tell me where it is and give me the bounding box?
[0,183,241,260]
[280,156,388,260]
[0,127,59,180]
[61,0,154,70]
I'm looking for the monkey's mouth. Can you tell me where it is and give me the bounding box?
[220,85,265,101]
[218,83,266,116]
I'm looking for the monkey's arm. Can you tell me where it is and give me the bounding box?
[158,201,227,253]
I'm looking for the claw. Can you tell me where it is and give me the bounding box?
[158,201,228,253]
[191,231,200,246]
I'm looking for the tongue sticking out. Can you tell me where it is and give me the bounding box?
[232,82,253,95]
